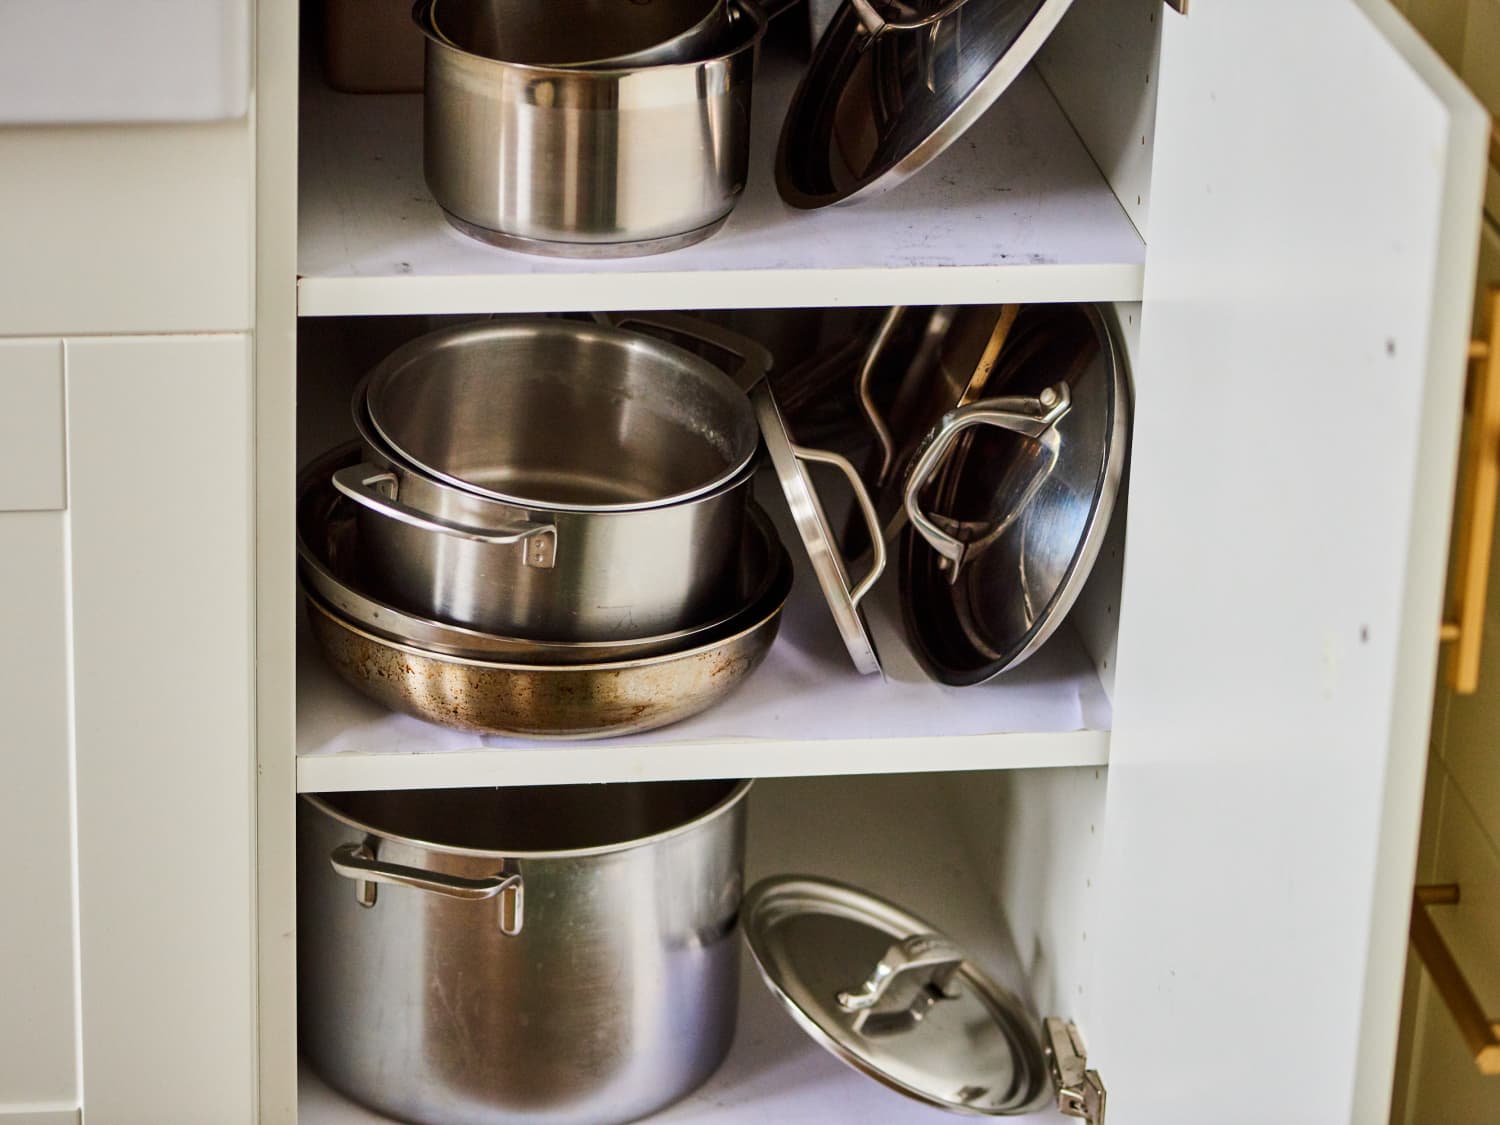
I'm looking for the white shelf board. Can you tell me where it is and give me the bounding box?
[295,545,1112,792]
[297,774,1081,1124]
[297,51,1145,317]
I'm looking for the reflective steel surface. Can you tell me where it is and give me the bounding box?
[742,874,1050,1116]
[300,780,750,1125]
[345,320,761,641]
[416,0,764,255]
[777,0,1075,208]
[299,443,787,662]
[899,303,1128,685]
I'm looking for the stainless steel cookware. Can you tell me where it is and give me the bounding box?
[334,317,765,641]
[414,0,766,256]
[301,443,786,663]
[302,507,789,737]
[428,0,728,68]
[299,779,751,1125]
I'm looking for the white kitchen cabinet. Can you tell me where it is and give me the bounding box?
[0,0,1488,1122]
[248,0,1491,1121]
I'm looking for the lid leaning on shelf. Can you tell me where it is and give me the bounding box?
[777,0,1079,208]
[742,875,1106,1122]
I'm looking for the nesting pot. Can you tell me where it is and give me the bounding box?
[299,780,750,1125]
[333,317,763,641]
[413,0,766,256]
[426,0,729,68]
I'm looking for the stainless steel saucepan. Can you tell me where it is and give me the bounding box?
[333,316,768,642]
[414,0,766,256]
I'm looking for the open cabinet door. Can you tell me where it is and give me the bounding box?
[1091,2,1488,1123]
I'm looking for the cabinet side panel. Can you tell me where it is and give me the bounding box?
[66,336,256,1124]
[1035,0,1160,235]
[1091,2,1487,1123]
[0,513,78,1113]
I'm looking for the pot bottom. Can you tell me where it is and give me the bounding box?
[443,209,732,259]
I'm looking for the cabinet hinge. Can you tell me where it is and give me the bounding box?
[1045,1017,1107,1125]
[1164,0,1187,12]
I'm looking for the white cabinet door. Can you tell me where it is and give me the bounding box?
[1090,2,1489,1123]
[66,335,256,1125]
[0,340,78,1125]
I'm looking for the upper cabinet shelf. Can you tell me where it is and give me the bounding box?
[296,51,1146,317]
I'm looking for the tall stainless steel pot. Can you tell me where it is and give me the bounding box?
[413,0,766,256]
[333,317,766,641]
[427,0,729,68]
[299,779,751,1125]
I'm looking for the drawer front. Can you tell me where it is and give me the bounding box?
[0,340,65,512]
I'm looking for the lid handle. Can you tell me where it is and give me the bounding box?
[903,383,1071,580]
[850,0,969,37]
[836,933,966,1034]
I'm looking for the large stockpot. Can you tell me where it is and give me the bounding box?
[299,779,750,1125]
[413,0,766,257]
[333,317,766,641]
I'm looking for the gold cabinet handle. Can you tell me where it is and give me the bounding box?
[1440,288,1500,694]
[1411,884,1500,1075]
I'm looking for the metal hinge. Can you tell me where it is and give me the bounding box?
[1164,0,1188,12]
[1045,1017,1107,1125]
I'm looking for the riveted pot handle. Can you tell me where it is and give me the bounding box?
[851,0,968,37]
[330,843,524,935]
[791,442,888,608]
[596,312,773,394]
[904,383,1071,579]
[331,463,557,570]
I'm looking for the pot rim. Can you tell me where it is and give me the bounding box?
[413,0,767,79]
[356,319,761,513]
[300,779,753,860]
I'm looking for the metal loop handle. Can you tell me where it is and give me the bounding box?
[597,311,773,393]
[330,843,524,935]
[904,383,1071,575]
[331,463,557,570]
[856,306,907,485]
[791,442,888,607]
[836,933,965,1033]
[851,0,968,37]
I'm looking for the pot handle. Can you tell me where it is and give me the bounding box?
[856,306,906,486]
[904,383,1071,579]
[851,0,968,37]
[330,843,524,935]
[793,441,888,608]
[596,311,773,394]
[331,463,557,570]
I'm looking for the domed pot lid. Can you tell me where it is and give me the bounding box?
[898,302,1128,685]
[776,0,1078,208]
[741,874,1054,1115]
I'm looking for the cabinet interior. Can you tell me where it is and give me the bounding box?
[275,0,1160,1117]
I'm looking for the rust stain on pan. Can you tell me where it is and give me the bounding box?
[305,594,782,740]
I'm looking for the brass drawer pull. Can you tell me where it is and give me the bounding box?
[1441,288,1500,694]
[1410,884,1500,1075]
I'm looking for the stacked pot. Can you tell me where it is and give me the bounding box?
[299,314,793,739]
[414,0,765,256]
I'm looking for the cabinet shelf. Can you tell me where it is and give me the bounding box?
[295,559,1112,792]
[296,52,1146,318]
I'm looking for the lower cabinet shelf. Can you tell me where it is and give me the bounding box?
[294,774,1092,1124]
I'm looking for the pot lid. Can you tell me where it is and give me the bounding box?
[741,875,1051,1115]
[776,0,1078,208]
[752,382,886,675]
[899,303,1128,685]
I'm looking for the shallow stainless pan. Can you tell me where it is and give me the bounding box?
[300,442,789,664]
[305,556,788,736]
